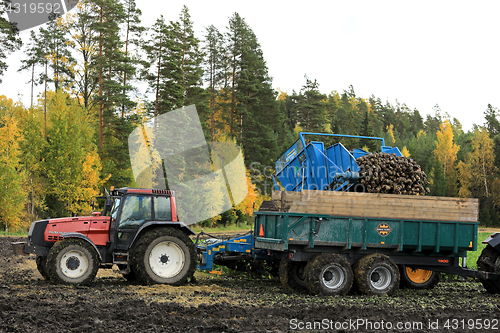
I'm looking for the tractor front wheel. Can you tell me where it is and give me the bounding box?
[46,238,99,285]
[36,256,49,280]
[131,228,196,285]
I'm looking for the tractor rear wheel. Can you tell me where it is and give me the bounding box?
[36,256,49,280]
[279,258,306,290]
[354,254,399,296]
[304,253,353,296]
[131,228,196,285]
[477,245,500,293]
[399,265,440,289]
[46,238,99,285]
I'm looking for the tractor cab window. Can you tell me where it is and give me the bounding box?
[118,195,152,229]
[154,196,172,221]
[109,198,121,220]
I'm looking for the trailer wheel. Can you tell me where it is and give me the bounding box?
[477,245,500,293]
[131,228,196,285]
[279,258,306,290]
[304,253,353,296]
[354,254,399,296]
[36,256,49,280]
[399,265,440,289]
[46,238,100,285]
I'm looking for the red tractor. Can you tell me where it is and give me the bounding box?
[19,188,197,285]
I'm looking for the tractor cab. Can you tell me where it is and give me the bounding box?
[108,189,177,249]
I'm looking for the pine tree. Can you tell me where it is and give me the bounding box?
[142,16,183,117]
[291,76,327,132]
[484,104,500,138]
[226,13,246,137]
[38,15,74,92]
[0,0,22,83]
[176,6,205,107]
[203,24,225,140]
[359,104,377,151]
[18,30,44,107]
[120,0,145,117]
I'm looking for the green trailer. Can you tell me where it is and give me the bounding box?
[253,210,500,296]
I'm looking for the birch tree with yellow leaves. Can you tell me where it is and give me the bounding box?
[458,127,498,198]
[434,120,460,196]
[0,96,27,231]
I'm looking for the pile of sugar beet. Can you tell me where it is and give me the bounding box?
[356,153,431,195]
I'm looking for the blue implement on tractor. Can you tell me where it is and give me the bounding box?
[196,232,273,274]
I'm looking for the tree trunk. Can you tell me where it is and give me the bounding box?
[209,63,215,140]
[98,6,104,152]
[30,63,34,108]
[44,62,47,140]
[482,147,489,197]
[154,41,162,120]
[121,15,131,118]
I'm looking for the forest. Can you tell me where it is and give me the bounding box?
[1,0,500,231]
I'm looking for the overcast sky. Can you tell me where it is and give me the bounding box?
[2,1,499,132]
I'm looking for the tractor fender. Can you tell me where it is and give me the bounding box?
[483,232,500,252]
[129,221,195,249]
[60,232,102,261]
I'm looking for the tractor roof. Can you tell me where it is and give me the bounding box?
[111,187,175,197]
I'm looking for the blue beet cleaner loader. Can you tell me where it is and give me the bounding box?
[196,132,500,296]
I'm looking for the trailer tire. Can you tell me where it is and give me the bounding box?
[477,245,500,294]
[354,254,399,296]
[304,253,353,296]
[131,228,196,286]
[279,258,306,290]
[46,238,99,285]
[36,256,49,280]
[399,265,440,289]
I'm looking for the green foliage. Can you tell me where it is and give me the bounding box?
[428,157,446,196]
[0,97,26,231]
[466,232,489,270]
[290,76,327,133]
[44,91,103,217]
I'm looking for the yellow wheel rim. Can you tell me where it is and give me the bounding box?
[406,267,433,283]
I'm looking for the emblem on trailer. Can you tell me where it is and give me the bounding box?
[376,223,392,237]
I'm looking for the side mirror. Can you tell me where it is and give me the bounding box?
[91,198,96,211]
[103,198,112,216]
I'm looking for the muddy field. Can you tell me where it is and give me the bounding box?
[1,236,499,333]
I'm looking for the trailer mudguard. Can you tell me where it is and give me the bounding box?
[483,232,500,252]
